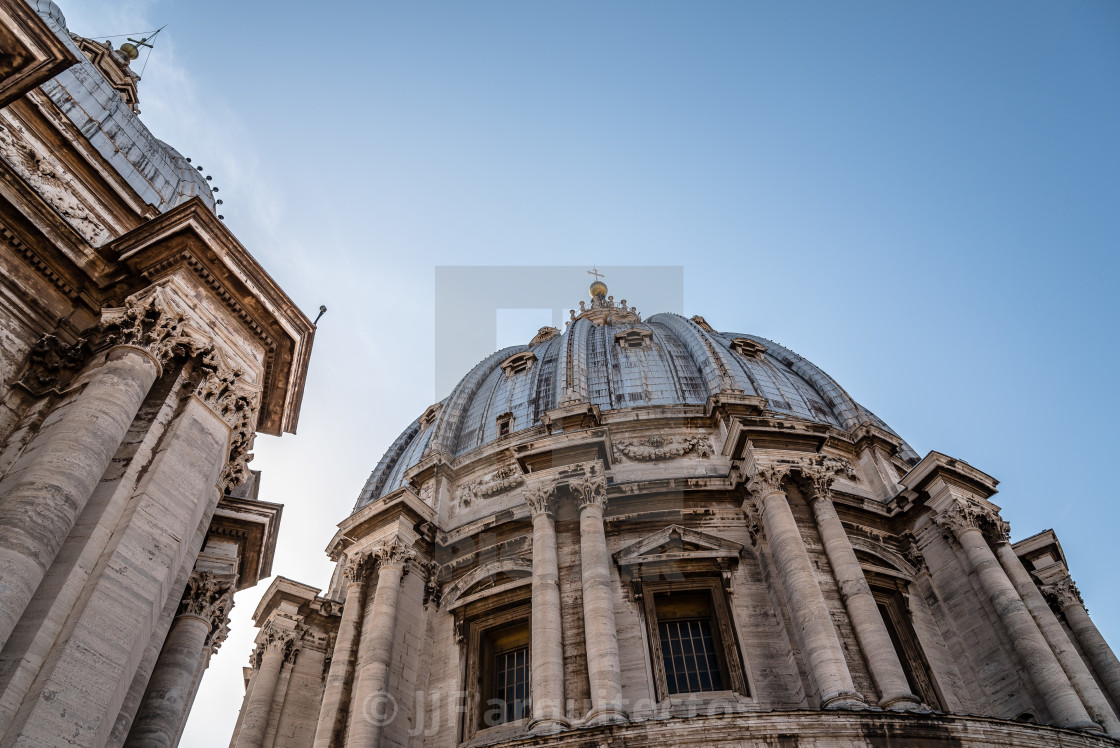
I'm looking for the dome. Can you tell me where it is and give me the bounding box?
[357,302,917,507]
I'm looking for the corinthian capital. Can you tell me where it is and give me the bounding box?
[193,350,262,491]
[1044,576,1085,613]
[798,456,855,498]
[524,482,557,518]
[253,620,300,666]
[99,289,207,367]
[746,464,790,499]
[570,465,607,511]
[372,540,415,571]
[931,498,1002,541]
[178,571,235,630]
[343,552,374,587]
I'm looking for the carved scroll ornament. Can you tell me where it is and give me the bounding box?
[457,465,524,507]
[745,464,790,499]
[613,434,714,463]
[1044,576,1085,613]
[193,351,262,490]
[15,334,90,395]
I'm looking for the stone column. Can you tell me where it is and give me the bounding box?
[346,542,411,747]
[524,483,569,733]
[234,622,298,748]
[933,500,1100,732]
[572,467,626,726]
[993,545,1120,737]
[0,292,201,651]
[125,572,234,748]
[802,462,923,711]
[313,552,371,748]
[1045,576,1120,712]
[746,465,865,709]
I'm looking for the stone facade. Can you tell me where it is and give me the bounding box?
[231,284,1120,747]
[0,1,313,745]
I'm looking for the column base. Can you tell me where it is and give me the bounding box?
[821,690,868,710]
[527,716,570,735]
[583,704,628,727]
[878,691,928,712]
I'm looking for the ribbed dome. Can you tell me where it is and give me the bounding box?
[357,308,917,508]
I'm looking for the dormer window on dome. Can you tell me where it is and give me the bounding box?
[496,413,514,437]
[615,328,653,349]
[420,402,442,428]
[500,351,536,377]
[730,337,767,359]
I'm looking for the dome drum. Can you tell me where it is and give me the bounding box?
[236,285,1120,747]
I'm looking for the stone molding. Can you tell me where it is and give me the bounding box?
[524,482,557,518]
[571,465,608,511]
[613,434,714,463]
[15,333,91,395]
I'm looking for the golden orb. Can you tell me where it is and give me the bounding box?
[590,280,608,297]
[118,42,140,61]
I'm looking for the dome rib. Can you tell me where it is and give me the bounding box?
[426,345,525,457]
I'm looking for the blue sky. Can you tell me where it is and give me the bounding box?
[60,1,1119,743]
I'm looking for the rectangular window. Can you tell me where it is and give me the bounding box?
[643,585,747,699]
[659,618,723,693]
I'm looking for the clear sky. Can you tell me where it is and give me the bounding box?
[57,1,1120,744]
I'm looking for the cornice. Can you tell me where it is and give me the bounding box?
[102,199,314,435]
[898,451,999,502]
[0,0,79,109]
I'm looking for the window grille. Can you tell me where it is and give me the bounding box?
[658,618,724,694]
[492,645,530,723]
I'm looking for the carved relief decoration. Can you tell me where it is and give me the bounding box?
[0,112,113,245]
[529,326,560,346]
[570,464,607,511]
[742,496,762,546]
[457,465,524,507]
[613,434,714,463]
[15,334,90,395]
[899,531,926,571]
[422,559,444,608]
[569,295,641,327]
[193,350,262,490]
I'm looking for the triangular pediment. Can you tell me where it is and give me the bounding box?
[614,524,743,565]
